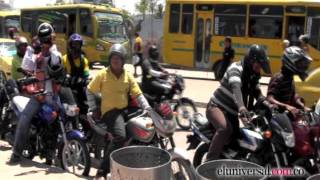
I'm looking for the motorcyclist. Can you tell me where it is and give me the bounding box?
[140,45,172,97]
[267,46,312,117]
[7,23,74,165]
[11,36,28,80]
[63,33,90,114]
[206,44,272,161]
[86,43,151,179]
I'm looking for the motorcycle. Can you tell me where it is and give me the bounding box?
[84,98,197,180]
[0,70,91,176]
[142,74,197,130]
[290,109,320,174]
[187,109,297,180]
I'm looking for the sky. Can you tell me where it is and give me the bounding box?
[3,0,166,15]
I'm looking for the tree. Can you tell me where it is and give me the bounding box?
[135,0,149,20]
[156,3,164,18]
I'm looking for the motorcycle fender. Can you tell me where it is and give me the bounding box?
[67,130,85,140]
[168,148,190,161]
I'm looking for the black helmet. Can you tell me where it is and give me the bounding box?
[47,63,66,83]
[148,45,159,60]
[246,44,271,74]
[282,46,312,81]
[37,23,54,44]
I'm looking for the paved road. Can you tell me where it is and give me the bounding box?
[0,65,269,179]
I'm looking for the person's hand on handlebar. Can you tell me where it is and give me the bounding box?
[238,106,251,127]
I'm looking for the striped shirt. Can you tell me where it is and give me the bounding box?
[211,62,244,115]
[267,72,295,105]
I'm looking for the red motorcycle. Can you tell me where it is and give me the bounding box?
[291,110,320,174]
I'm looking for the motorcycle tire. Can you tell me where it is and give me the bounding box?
[193,143,209,168]
[59,136,91,176]
[174,98,197,131]
[171,157,197,180]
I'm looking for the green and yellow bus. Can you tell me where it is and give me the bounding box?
[20,3,129,64]
[163,0,320,74]
[0,10,20,38]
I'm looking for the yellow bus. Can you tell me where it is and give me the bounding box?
[0,10,20,38]
[20,3,129,65]
[163,0,320,74]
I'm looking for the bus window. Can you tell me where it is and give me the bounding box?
[307,7,320,50]
[0,18,3,37]
[95,12,127,43]
[181,4,193,34]
[4,16,19,32]
[214,4,246,37]
[169,4,180,33]
[21,11,34,33]
[38,11,67,33]
[80,9,93,37]
[249,5,283,39]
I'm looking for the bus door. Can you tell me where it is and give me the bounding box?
[286,15,305,46]
[195,10,213,69]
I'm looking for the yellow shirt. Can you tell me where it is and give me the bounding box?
[134,36,143,53]
[87,68,142,115]
[63,54,90,77]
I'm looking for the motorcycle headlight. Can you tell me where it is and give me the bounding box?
[281,131,295,148]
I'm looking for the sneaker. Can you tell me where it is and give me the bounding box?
[7,153,21,165]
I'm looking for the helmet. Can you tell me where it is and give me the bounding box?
[15,37,28,48]
[68,33,83,47]
[47,62,66,84]
[282,46,312,81]
[148,45,159,60]
[246,44,271,74]
[37,23,54,44]
[299,34,310,44]
[108,43,127,63]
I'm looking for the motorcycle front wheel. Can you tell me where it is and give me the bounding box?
[59,137,91,176]
[193,143,209,168]
[171,157,197,180]
[174,98,197,130]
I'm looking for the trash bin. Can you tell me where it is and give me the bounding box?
[110,146,172,180]
[196,159,267,180]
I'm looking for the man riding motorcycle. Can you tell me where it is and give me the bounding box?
[11,37,28,80]
[267,46,312,118]
[86,43,151,179]
[63,33,90,114]
[7,23,74,164]
[206,44,272,161]
[140,45,172,97]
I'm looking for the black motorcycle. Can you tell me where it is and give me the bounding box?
[142,74,197,130]
[0,70,90,176]
[187,109,303,180]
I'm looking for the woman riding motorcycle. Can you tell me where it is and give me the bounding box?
[267,46,312,119]
[206,44,272,161]
[86,44,151,179]
[63,33,90,115]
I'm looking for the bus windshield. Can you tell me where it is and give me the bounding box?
[95,12,127,43]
